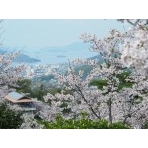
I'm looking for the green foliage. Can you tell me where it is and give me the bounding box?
[59,100,72,114]
[118,82,133,91]
[117,71,134,90]
[13,79,49,101]
[90,71,134,91]
[74,65,93,79]
[12,79,73,103]
[30,84,48,101]
[109,121,130,129]
[62,108,72,114]
[10,79,32,93]
[79,111,89,119]
[90,79,108,90]
[60,101,68,108]
[48,88,62,95]
[49,87,73,96]
[142,121,148,129]
[133,95,143,104]
[36,74,54,82]
[116,71,131,82]
[0,102,23,129]
[38,116,130,129]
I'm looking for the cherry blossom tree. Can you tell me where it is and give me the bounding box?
[118,19,148,75]
[43,19,148,128]
[0,20,25,99]
[0,21,32,130]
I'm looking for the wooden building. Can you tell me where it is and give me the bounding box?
[5,91,36,111]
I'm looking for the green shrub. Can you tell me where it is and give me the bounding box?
[38,116,130,129]
[141,121,148,129]
[0,102,23,129]
[109,121,130,129]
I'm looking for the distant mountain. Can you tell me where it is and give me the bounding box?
[88,54,102,60]
[0,42,99,64]
[14,54,41,63]
[27,42,98,64]
[0,48,40,63]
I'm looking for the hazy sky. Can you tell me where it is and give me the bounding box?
[2,19,127,49]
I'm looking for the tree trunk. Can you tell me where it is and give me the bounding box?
[108,98,112,124]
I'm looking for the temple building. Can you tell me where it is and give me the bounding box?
[5,91,36,111]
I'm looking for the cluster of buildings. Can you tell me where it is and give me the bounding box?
[0,63,70,113]
[23,63,69,79]
[22,64,59,79]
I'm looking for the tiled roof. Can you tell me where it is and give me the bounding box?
[6,92,25,100]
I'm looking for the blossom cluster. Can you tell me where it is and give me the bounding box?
[43,19,148,128]
[0,51,25,98]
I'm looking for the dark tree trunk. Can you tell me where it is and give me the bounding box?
[108,98,112,124]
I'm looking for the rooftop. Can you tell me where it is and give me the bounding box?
[5,91,36,103]
[6,92,25,101]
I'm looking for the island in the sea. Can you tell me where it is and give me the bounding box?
[14,54,41,63]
